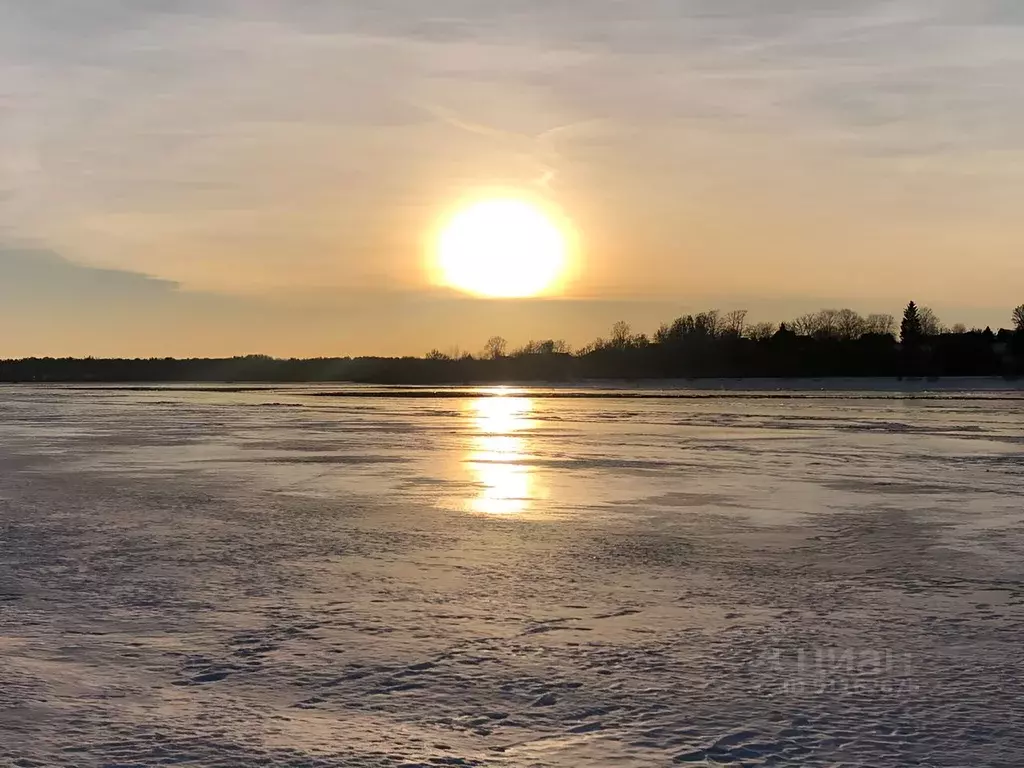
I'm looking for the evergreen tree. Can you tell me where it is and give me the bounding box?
[900,302,922,345]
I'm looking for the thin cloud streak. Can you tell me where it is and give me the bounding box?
[1,1,1024,353]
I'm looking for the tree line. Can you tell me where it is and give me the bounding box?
[3,303,1023,383]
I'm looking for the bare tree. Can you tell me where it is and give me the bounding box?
[789,313,818,337]
[723,309,748,338]
[747,321,777,341]
[816,309,842,339]
[577,338,606,355]
[425,349,449,361]
[864,313,896,336]
[790,309,841,339]
[483,336,507,360]
[835,309,866,340]
[694,310,721,337]
[949,323,968,335]
[611,320,632,348]
[1013,305,1024,332]
[918,306,943,336]
[518,339,569,355]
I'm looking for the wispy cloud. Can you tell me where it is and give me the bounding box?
[0,247,179,300]
[1,0,1023,314]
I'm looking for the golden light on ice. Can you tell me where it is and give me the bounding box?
[435,198,568,298]
[466,395,538,515]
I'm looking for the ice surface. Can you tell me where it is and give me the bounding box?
[2,383,1023,766]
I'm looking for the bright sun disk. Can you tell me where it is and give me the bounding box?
[435,198,568,298]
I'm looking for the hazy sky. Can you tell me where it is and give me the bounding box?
[3,1,1024,357]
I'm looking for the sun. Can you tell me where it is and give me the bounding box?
[434,198,569,298]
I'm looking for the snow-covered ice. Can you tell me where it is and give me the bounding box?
[2,383,1023,766]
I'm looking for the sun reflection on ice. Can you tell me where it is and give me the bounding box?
[465,395,538,515]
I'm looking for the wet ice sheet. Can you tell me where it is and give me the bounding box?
[1,384,1023,766]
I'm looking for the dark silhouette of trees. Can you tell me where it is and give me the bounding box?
[747,321,777,342]
[3,301,1021,384]
[508,339,570,359]
[610,321,633,348]
[918,306,943,336]
[865,314,896,336]
[1013,305,1024,333]
[722,310,748,338]
[791,309,847,340]
[899,302,926,376]
[834,309,865,340]
[789,313,818,338]
[483,336,508,360]
[901,302,922,345]
[785,309,897,342]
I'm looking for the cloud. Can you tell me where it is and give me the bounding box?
[0,247,179,301]
[1,0,1023,318]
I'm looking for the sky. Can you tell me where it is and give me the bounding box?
[2,0,1024,357]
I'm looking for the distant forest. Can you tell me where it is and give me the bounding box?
[4,303,1024,384]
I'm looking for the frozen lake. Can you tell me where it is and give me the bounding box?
[2,383,1023,766]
